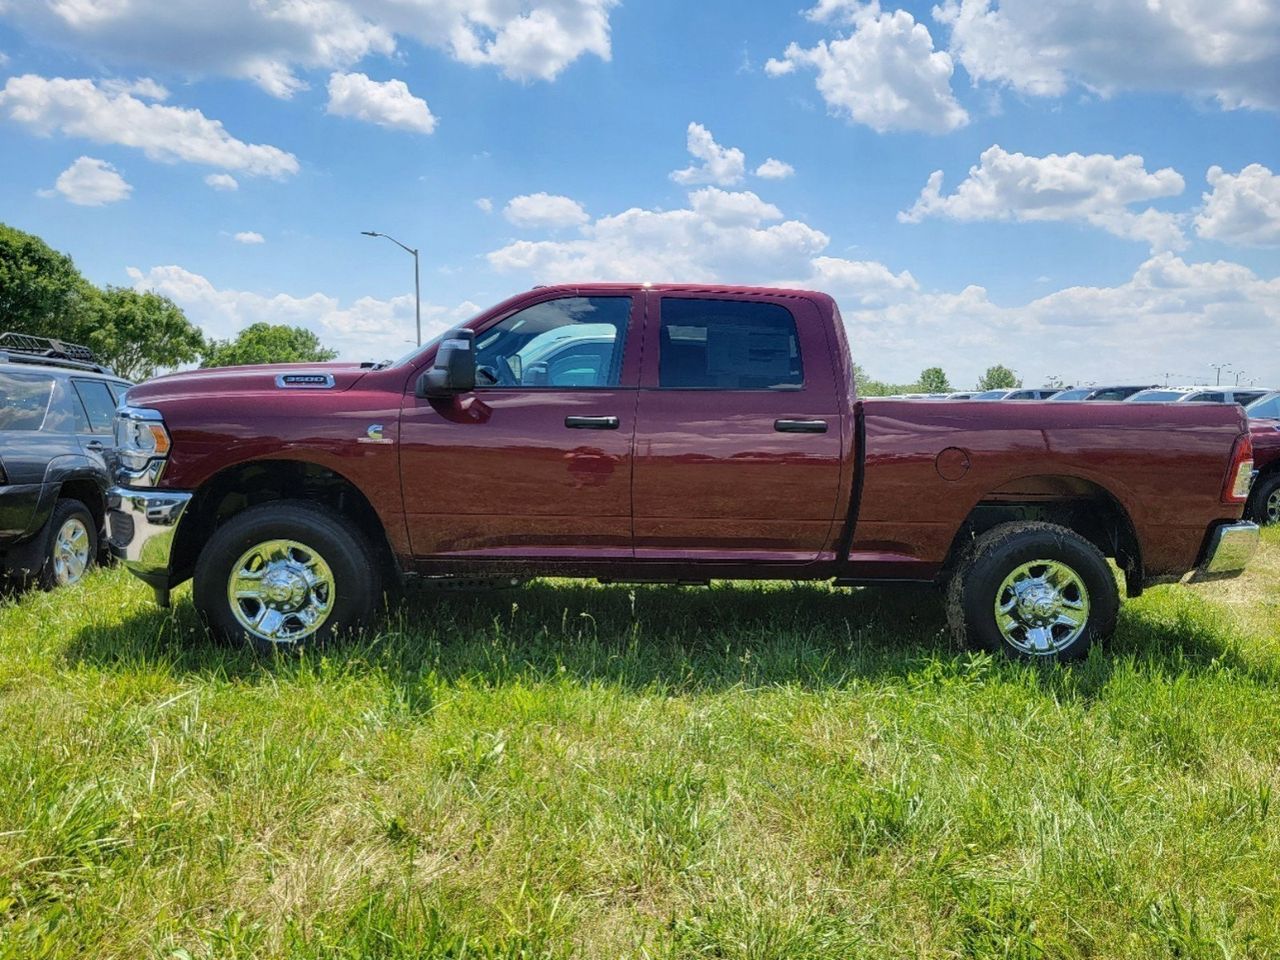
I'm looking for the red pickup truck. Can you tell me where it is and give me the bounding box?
[108,284,1259,660]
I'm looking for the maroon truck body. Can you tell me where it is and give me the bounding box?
[107,284,1259,657]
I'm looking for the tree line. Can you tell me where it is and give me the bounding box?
[855,363,1023,396]
[1,222,337,379]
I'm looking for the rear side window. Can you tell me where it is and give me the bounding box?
[73,379,118,433]
[658,298,802,390]
[1186,392,1226,403]
[0,372,55,430]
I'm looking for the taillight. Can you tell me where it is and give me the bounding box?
[1223,433,1255,504]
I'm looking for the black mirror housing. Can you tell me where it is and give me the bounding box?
[418,328,476,398]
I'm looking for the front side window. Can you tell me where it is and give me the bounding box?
[473,297,631,389]
[0,372,55,431]
[658,298,802,390]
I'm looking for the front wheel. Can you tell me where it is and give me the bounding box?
[38,499,98,589]
[946,521,1119,661]
[1248,473,1280,526]
[192,501,383,654]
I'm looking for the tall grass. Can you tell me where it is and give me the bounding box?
[1,527,1278,958]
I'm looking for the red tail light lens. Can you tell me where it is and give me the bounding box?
[1223,433,1255,504]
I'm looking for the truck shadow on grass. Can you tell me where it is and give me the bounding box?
[64,578,1273,697]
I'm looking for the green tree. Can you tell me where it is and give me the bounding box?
[919,366,952,393]
[81,286,205,381]
[977,364,1021,390]
[0,222,93,339]
[202,323,338,368]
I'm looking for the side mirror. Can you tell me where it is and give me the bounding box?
[418,329,476,398]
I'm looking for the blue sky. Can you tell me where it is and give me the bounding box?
[0,0,1277,387]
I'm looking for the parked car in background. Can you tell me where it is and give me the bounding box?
[108,283,1258,662]
[973,388,1064,400]
[0,334,129,588]
[1049,385,1157,402]
[1246,394,1280,526]
[1128,386,1272,405]
[946,391,977,400]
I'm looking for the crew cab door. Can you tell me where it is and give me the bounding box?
[631,293,844,562]
[399,292,642,559]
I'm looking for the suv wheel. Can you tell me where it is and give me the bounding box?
[193,501,383,654]
[946,521,1119,661]
[39,499,98,589]
[1249,473,1280,526]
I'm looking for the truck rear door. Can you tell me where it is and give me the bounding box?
[631,292,844,563]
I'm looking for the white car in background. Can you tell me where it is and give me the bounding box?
[1126,386,1272,405]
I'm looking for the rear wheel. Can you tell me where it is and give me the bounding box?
[946,521,1119,661]
[1248,474,1280,526]
[193,501,382,655]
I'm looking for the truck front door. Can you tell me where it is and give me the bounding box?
[631,293,845,563]
[399,292,642,560]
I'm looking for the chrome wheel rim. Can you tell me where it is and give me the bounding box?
[994,559,1091,656]
[53,517,91,585]
[1266,488,1280,525]
[227,539,335,645]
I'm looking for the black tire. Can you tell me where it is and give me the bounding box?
[1248,473,1280,526]
[38,499,98,590]
[946,521,1119,662]
[192,500,383,655]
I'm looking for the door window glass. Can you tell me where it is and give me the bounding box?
[658,298,802,390]
[0,372,55,430]
[474,297,631,388]
[73,379,118,433]
[1248,396,1280,420]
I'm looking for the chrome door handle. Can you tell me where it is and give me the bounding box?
[774,419,828,434]
[565,416,620,430]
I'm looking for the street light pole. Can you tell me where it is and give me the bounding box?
[361,231,421,347]
[1210,362,1231,386]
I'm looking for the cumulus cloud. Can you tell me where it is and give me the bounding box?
[1,0,618,97]
[1195,164,1280,247]
[899,145,1187,251]
[755,158,795,180]
[205,173,238,191]
[670,122,747,187]
[766,3,968,134]
[488,186,828,284]
[935,0,1280,111]
[233,231,264,244]
[0,74,298,177]
[126,264,480,358]
[48,155,131,205]
[503,193,590,228]
[325,72,436,134]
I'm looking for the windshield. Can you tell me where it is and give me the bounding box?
[1049,389,1089,401]
[1246,394,1280,420]
[973,390,1010,400]
[1128,389,1186,402]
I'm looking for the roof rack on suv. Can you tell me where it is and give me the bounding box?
[0,332,111,374]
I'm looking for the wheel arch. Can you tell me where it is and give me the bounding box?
[170,459,400,588]
[945,473,1144,596]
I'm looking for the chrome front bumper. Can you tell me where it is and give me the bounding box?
[107,487,193,599]
[1194,521,1260,579]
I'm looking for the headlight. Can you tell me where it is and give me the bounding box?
[115,406,172,483]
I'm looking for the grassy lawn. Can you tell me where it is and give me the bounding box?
[2,527,1279,959]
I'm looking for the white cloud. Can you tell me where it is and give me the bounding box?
[503,192,590,228]
[48,155,131,205]
[488,186,828,284]
[935,0,1280,111]
[670,122,747,186]
[766,3,968,134]
[1195,164,1280,247]
[899,145,1187,251]
[475,197,494,213]
[2,0,618,97]
[755,158,795,180]
[325,72,436,134]
[205,173,238,191]
[233,231,264,244]
[126,264,479,358]
[0,74,298,177]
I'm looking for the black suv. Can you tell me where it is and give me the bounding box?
[0,334,130,588]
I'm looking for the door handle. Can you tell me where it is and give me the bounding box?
[84,439,105,450]
[774,419,828,434]
[565,415,620,430]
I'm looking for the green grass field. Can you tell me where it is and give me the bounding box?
[2,527,1279,959]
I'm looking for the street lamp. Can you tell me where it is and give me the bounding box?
[361,231,421,347]
[1210,362,1231,386]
